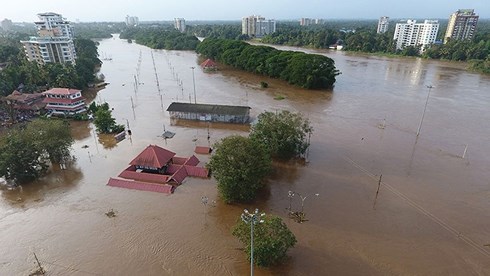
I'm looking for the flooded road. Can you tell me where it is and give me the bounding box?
[1,35,490,275]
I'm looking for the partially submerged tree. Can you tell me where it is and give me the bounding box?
[208,135,271,203]
[0,119,74,183]
[232,214,297,266]
[250,110,313,159]
[92,102,124,134]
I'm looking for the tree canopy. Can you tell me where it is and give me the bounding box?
[92,102,124,134]
[196,38,340,89]
[250,110,313,159]
[0,119,74,184]
[120,26,199,50]
[208,135,271,203]
[232,214,297,267]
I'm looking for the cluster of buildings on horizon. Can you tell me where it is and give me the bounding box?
[241,15,276,38]
[377,9,479,52]
[125,15,139,27]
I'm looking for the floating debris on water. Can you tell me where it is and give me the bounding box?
[105,209,117,218]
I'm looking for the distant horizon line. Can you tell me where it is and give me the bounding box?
[8,17,490,23]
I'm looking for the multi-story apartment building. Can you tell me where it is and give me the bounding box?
[444,9,479,43]
[174,18,186,33]
[125,15,139,27]
[21,13,76,65]
[300,18,313,26]
[242,15,276,38]
[43,88,86,116]
[377,16,389,34]
[393,20,439,52]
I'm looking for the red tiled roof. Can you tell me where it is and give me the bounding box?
[172,156,188,165]
[184,166,209,178]
[170,166,188,184]
[107,178,175,194]
[43,88,81,95]
[6,91,44,103]
[195,146,212,154]
[130,145,176,168]
[166,164,181,174]
[118,170,171,184]
[200,59,217,68]
[184,155,200,166]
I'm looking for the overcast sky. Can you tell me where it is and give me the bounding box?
[1,0,489,22]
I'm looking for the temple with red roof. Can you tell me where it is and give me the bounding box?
[43,88,86,116]
[200,59,217,71]
[107,145,209,194]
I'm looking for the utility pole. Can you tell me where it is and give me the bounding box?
[417,85,433,137]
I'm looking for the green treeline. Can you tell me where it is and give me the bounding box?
[196,38,340,89]
[0,38,101,96]
[262,23,490,73]
[120,27,199,50]
[186,24,245,40]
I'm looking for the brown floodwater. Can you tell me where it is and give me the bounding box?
[1,35,490,275]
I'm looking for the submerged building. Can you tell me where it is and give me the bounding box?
[167,102,251,124]
[21,12,76,65]
[42,88,86,116]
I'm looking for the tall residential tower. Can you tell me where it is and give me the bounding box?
[377,16,389,34]
[393,20,439,52]
[242,15,276,38]
[21,12,77,65]
[174,18,186,33]
[444,9,479,43]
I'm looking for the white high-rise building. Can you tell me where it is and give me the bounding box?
[444,9,479,43]
[242,15,276,38]
[125,15,139,27]
[393,20,439,52]
[300,18,313,26]
[21,12,77,65]
[174,18,186,33]
[377,16,389,34]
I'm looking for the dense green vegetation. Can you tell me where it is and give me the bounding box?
[73,22,125,39]
[209,111,312,202]
[90,102,124,134]
[197,38,340,89]
[0,37,101,96]
[120,26,199,50]
[187,24,244,40]
[208,135,272,203]
[232,214,297,266]
[0,119,74,184]
[250,111,313,159]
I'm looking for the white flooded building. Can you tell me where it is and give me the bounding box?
[174,18,186,33]
[242,15,276,38]
[377,16,389,34]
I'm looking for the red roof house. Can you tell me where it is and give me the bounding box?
[108,145,209,194]
[200,59,217,71]
[129,145,176,171]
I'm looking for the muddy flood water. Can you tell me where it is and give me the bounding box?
[1,35,490,275]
